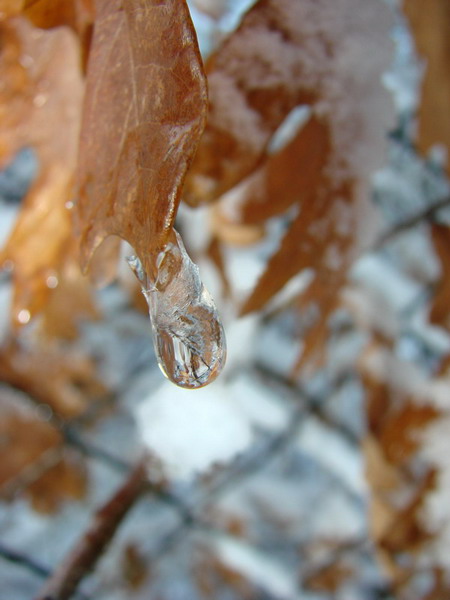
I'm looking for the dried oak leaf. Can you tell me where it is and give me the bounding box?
[404,0,450,175]
[0,338,105,418]
[184,0,393,370]
[0,387,87,514]
[76,0,207,280]
[184,0,393,205]
[0,17,85,326]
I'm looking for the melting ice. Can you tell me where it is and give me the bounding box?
[127,230,226,389]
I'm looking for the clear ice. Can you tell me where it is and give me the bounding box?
[127,231,226,389]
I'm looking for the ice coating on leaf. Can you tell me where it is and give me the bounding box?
[127,231,226,389]
[185,0,394,205]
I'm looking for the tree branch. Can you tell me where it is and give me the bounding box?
[34,459,147,600]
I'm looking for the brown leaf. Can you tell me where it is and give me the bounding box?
[379,403,440,467]
[363,353,440,467]
[185,0,393,372]
[223,115,330,226]
[0,388,87,513]
[0,0,24,19]
[305,560,354,593]
[185,0,393,205]
[380,469,437,555]
[121,543,149,590]
[76,0,208,280]
[0,338,105,418]
[206,236,231,298]
[193,548,255,600]
[0,17,81,173]
[23,0,94,68]
[184,0,319,204]
[27,449,87,513]
[39,255,99,339]
[404,0,450,174]
[429,223,450,328]
[23,0,94,33]
[360,346,444,588]
[0,17,85,326]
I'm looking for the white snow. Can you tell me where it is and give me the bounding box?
[227,371,289,431]
[135,380,253,480]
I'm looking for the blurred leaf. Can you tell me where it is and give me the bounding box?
[404,0,450,174]
[305,560,354,594]
[23,0,94,33]
[40,257,99,340]
[23,0,94,67]
[185,0,393,370]
[0,338,105,418]
[361,345,442,588]
[429,224,450,329]
[0,0,24,18]
[185,0,393,205]
[76,0,208,280]
[121,543,149,590]
[193,548,254,599]
[0,388,87,513]
[0,17,84,326]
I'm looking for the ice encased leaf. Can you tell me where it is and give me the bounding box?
[127,230,226,389]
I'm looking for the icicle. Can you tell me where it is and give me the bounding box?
[127,230,226,389]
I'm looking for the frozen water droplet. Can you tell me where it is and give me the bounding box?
[127,231,226,389]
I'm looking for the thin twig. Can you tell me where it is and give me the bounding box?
[371,194,450,251]
[34,459,147,600]
[0,542,50,578]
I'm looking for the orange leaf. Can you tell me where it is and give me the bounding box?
[23,0,94,33]
[22,0,94,68]
[185,0,393,205]
[0,388,88,513]
[404,0,450,174]
[0,0,24,19]
[0,17,84,325]
[187,0,393,372]
[0,338,105,418]
[76,0,208,279]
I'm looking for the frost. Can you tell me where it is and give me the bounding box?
[135,380,252,480]
[128,230,226,389]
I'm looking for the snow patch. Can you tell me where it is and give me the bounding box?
[135,381,253,480]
